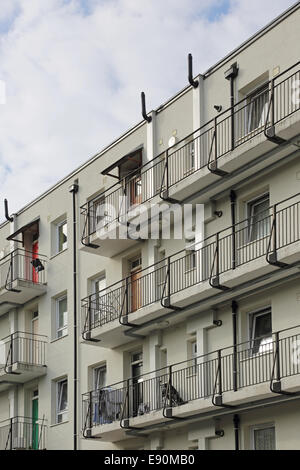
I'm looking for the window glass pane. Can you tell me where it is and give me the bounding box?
[254,427,275,450]
[251,309,272,354]
[247,84,269,132]
[94,366,107,389]
[57,297,68,337]
[248,195,270,240]
[57,379,68,423]
[58,221,67,252]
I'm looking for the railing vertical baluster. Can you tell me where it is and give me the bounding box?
[164,149,169,198]
[126,379,130,425]
[271,78,275,128]
[275,332,281,383]
[10,418,13,450]
[214,117,218,166]
[125,276,129,317]
[272,204,277,254]
[89,390,93,431]
[218,349,222,397]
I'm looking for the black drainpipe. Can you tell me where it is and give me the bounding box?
[225,62,239,151]
[230,190,237,269]
[233,414,240,450]
[69,180,79,450]
[232,300,238,392]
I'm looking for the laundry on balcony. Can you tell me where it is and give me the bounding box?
[93,387,124,425]
[161,382,185,406]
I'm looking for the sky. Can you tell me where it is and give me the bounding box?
[0,0,297,216]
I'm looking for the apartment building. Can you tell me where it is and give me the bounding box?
[0,2,300,451]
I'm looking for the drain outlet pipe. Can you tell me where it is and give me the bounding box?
[232,300,238,392]
[225,62,239,151]
[230,190,237,269]
[233,414,240,450]
[69,181,79,450]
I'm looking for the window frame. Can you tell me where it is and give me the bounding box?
[56,295,68,339]
[246,82,269,134]
[56,219,68,253]
[56,378,68,424]
[93,364,107,391]
[248,306,272,356]
[246,193,270,242]
[250,423,276,450]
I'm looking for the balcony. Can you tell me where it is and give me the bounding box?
[0,332,47,390]
[80,61,300,257]
[0,416,47,450]
[81,191,300,348]
[0,249,47,316]
[82,324,300,442]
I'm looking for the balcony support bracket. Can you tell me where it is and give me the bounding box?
[82,331,101,343]
[160,190,180,204]
[270,380,294,396]
[265,126,286,145]
[212,395,234,409]
[210,276,230,292]
[161,297,182,311]
[120,315,139,328]
[208,161,228,177]
[267,252,289,269]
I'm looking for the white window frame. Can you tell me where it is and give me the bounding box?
[246,193,270,242]
[250,423,276,450]
[248,306,272,356]
[185,240,197,273]
[56,378,68,424]
[187,339,197,376]
[93,364,107,391]
[56,295,68,339]
[245,82,269,134]
[57,219,67,253]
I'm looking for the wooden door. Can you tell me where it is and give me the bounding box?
[131,268,142,312]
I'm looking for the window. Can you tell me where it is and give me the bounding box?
[246,83,269,133]
[57,220,67,253]
[250,307,272,355]
[247,194,270,242]
[56,378,68,423]
[56,295,68,338]
[92,276,106,325]
[131,351,143,416]
[93,365,107,390]
[89,195,108,233]
[184,140,195,175]
[252,424,276,450]
[188,340,198,375]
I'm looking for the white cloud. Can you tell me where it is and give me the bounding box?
[0,0,296,215]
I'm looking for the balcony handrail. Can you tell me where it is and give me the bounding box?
[81,60,300,233]
[83,323,300,397]
[0,248,48,265]
[82,190,300,308]
[0,415,48,426]
[0,331,48,372]
[0,331,48,342]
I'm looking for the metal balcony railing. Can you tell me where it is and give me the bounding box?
[0,416,47,450]
[81,61,300,243]
[0,248,47,290]
[81,191,300,336]
[0,331,47,374]
[82,324,300,433]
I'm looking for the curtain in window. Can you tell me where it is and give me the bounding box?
[254,427,275,450]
